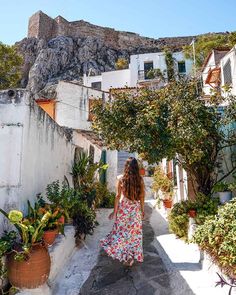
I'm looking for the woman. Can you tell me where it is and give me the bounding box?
[100,157,145,266]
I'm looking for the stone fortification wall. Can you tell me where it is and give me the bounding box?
[28,11,193,51]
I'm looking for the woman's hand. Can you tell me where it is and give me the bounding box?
[109,211,115,220]
[142,211,145,220]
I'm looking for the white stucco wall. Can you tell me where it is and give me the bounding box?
[84,69,131,92]
[106,150,118,192]
[72,132,102,164]
[220,46,236,96]
[0,89,74,233]
[83,74,102,88]
[101,69,131,91]
[55,81,109,130]
[202,52,217,96]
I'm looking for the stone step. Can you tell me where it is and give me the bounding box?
[117,151,134,174]
[18,225,75,295]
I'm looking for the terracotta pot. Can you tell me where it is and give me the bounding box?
[139,168,145,176]
[188,209,196,218]
[6,243,50,289]
[43,228,58,246]
[58,215,65,224]
[163,199,173,209]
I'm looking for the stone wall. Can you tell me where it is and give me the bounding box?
[28,11,55,40]
[27,11,193,51]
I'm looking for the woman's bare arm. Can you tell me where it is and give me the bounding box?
[109,180,122,220]
[140,178,145,218]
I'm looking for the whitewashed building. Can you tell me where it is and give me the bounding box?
[84,51,193,91]
[202,48,229,97]
[220,46,236,96]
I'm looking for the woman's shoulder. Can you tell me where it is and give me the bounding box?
[117,174,123,181]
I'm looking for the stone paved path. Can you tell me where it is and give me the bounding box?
[78,205,194,295]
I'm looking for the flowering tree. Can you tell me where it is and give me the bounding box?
[92,79,236,195]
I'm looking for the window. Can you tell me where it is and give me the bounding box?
[178,61,186,74]
[91,82,101,90]
[223,59,232,85]
[144,61,153,80]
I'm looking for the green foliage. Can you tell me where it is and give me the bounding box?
[0,208,51,260]
[0,231,17,281]
[72,201,98,242]
[95,182,116,208]
[27,200,64,234]
[212,180,236,193]
[72,151,108,208]
[164,48,175,81]
[168,200,191,240]
[152,166,174,200]
[183,32,236,68]
[115,58,129,70]
[46,180,81,220]
[168,194,219,240]
[92,78,236,195]
[0,42,23,90]
[146,68,165,80]
[193,198,236,278]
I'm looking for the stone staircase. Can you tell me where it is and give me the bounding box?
[117,151,135,175]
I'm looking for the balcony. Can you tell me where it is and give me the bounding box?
[137,70,166,89]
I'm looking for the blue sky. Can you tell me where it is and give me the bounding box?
[1,0,236,45]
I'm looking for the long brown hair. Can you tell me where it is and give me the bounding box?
[122,157,142,201]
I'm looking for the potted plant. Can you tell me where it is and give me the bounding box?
[0,208,51,289]
[152,166,174,208]
[46,181,80,223]
[137,159,145,176]
[42,209,64,246]
[188,208,197,218]
[212,181,236,204]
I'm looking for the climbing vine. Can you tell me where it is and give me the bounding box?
[164,47,175,81]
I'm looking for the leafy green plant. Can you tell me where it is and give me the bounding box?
[72,151,108,208]
[46,181,81,220]
[152,166,174,200]
[192,198,236,278]
[0,231,17,280]
[146,68,164,80]
[95,182,116,208]
[212,181,236,193]
[0,209,51,260]
[72,201,98,243]
[168,201,190,240]
[27,200,64,235]
[168,194,219,241]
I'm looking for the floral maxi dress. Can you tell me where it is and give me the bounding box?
[100,195,143,263]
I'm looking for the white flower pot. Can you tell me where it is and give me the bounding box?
[219,191,232,204]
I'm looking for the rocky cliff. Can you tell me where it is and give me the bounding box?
[17,11,195,95]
